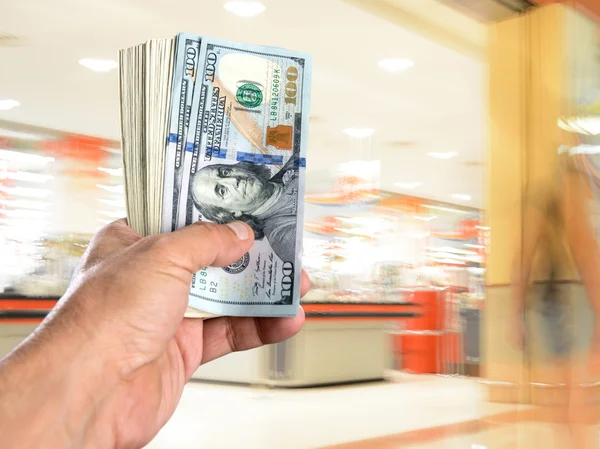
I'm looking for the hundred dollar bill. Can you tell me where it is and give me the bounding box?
[161,33,201,232]
[178,38,312,316]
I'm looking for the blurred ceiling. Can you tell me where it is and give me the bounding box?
[0,0,487,207]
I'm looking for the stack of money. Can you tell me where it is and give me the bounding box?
[118,34,312,317]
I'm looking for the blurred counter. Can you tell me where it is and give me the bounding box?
[0,297,421,387]
[192,301,419,387]
[0,297,59,358]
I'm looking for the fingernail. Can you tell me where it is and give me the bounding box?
[227,221,249,240]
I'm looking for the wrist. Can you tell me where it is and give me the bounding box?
[0,302,119,448]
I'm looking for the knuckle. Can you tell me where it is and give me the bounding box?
[193,221,221,235]
[145,234,171,256]
[192,221,226,244]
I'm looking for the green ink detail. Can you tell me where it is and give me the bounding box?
[236,83,263,108]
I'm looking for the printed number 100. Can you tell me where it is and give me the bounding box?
[284,66,299,106]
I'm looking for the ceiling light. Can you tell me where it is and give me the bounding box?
[79,58,118,73]
[395,182,422,190]
[378,58,414,72]
[0,209,50,219]
[0,185,52,198]
[426,204,469,214]
[0,199,49,210]
[96,184,125,194]
[452,194,471,201]
[98,198,127,208]
[0,100,20,111]
[558,116,600,136]
[0,171,54,183]
[0,149,55,165]
[407,232,430,239]
[566,144,600,155]
[427,152,458,160]
[414,215,437,222]
[224,1,266,17]
[343,128,375,139]
[99,210,127,219]
[97,167,124,177]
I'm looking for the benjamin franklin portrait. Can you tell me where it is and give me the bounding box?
[191,157,300,262]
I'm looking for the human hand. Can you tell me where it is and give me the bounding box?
[0,219,309,449]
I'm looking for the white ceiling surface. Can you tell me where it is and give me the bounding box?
[0,0,487,207]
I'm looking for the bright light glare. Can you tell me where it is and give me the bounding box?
[0,171,54,183]
[1,209,50,219]
[224,1,266,17]
[0,219,49,237]
[0,185,52,198]
[414,215,437,222]
[98,198,127,208]
[79,58,118,72]
[428,246,477,255]
[99,210,127,219]
[97,167,124,177]
[426,204,469,214]
[0,100,20,111]
[566,144,600,155]
[558,116,600,136]
[465,243,485,249]
[378,58,414,72]
[0,199,49,210]
[0,149,55,165]
[408,232,430,239]
[343,128,375,139]
[427,152,458,160]
[96,184,125,194]
[452,194,471,201]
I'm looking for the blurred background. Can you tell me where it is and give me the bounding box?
[1,0,600,448]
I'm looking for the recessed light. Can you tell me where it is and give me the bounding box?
[0,171,54,183]
[0,185,52,199]
[558,116,600,136]
[79,58,118,72]
[395,182,422,190]
[0,100,20,111]
[452,194,471,201]
[0,199,49,210]
[343,128,375,139]
[96,184,125,194]
[0,149,55,164]
[427,152,458,159]
[97,167,124,177]
[224,1,266,17]
[414,215,437,222]
[378,58,414,72]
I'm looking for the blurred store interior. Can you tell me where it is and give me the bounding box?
[1,0,600,448]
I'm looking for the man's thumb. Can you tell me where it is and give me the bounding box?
[157,221,254,274]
